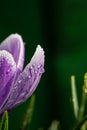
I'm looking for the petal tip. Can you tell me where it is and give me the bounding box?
[36,45,44,55]
[0,33,25,72]
[31,45,45,65]
[9,33,22,39]
[7,33,23,45]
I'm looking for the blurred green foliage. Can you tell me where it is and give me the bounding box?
[0,111,8,130]
[0,0,87,130]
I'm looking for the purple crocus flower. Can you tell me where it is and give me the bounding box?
[0,34,45,115]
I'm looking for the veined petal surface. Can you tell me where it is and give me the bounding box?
[0,50,16,109]
[0,34,25,74]
[2,45,44,111]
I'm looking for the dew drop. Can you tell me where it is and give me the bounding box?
[34,70,37,74]
[30,66,33,69]
[39,67,44,74]
[20,92,25,97]
[13,86,18,92]
[32,63,35,67]
[37,64,41,69]
[18,80,21,84]
[29,75,31,79]
[6,69,10,74]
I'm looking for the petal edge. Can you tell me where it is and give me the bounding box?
[0,50,16,110]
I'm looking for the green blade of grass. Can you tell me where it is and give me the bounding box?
[20,94,35,130]
[48,120,61,130]
[0,110,8,130]
[71,76,79,120]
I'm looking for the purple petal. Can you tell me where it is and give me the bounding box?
[0,34,25,75]
[1,45,44,112]
[0,50,16,109]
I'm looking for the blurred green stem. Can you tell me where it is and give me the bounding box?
[71,76,79,120]
[0,110,8,130]
[38,128,44,130]
[73,115,87,130]
[48,120,61,130]
[78,92,86,122]
[19,95,35,130]
[78,73,87,122]
[73,73,87,130]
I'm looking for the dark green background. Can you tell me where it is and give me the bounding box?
[0,0,87,130]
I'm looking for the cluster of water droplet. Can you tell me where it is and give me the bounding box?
[5,63,44,107]
[0,50,16,73]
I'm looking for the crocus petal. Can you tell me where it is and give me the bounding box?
[0,50,16,109]
[0,34,25,75]
[2,45,44,111]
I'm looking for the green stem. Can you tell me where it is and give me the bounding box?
[71,76,79,120]
[78,92,86,122]
[73,115,87,130]
[19,95,35,130]
[0,111,8,130]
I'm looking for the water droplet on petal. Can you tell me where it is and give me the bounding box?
[29,75,31,79]
[30,66,33,69]
[37,64,41,69]
[34,70,37,74]
[6,69,10,74]
[18,80,21,84]
[39,67,44,74]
